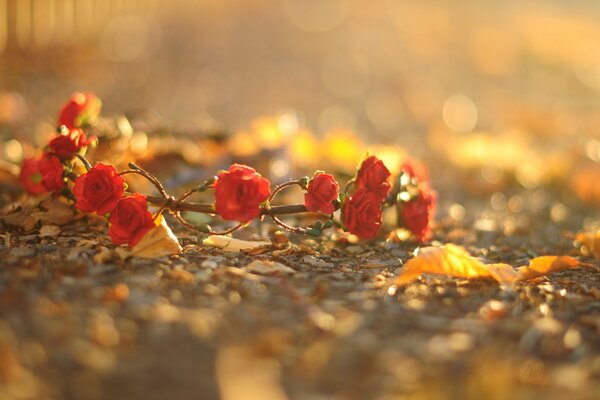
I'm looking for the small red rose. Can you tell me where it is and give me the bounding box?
[400,159,430,186]
[49,128,92,160]
[57,92,102,129]
[342,188,383,239]
[73,163,125,215]
[214,164,271,222]
[355,155,391,200]
[108,194,155,247]
[19,157,46,195]
[38,153,66,193]
[401,188,436,242]
[304,172,339,214]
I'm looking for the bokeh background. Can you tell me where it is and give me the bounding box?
[2,0,600,142]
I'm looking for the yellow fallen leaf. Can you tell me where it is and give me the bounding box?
[394,244,517,285]
[203,236,271,252]
[576,230,600,259]
[514,256,586,281]
[130,216,182,258]
[394,244,588,286]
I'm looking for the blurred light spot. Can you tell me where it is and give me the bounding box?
[480,167,503,185]
[365,91,404,130]
[270,159,289,178]
[515,159,544,188]
[490,192,507,211]
[322,52,370,98]
[282,0,349,32]
[0,91,27,124]
[130,132,148,156]
[277,110,299,136]
[251,117,286,150]
[442,94,478,133]
[448,203,465,221]
[4,139,23,163]
[102,15,160,62]
[550,202,568,223]
[228,130,260,157]
[563,328,582,349]
[323,129,364,171]
[584,139,600,162]
[289,129,319,168]
[508,195,524,213]
[318,105,357,132]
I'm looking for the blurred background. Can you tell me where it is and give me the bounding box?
[1,0,600,139]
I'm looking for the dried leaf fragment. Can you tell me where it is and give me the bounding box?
[130,216,182,258]
[203,236,271,252]
[245,260,295,275]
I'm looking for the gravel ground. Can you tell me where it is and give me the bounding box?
[1,183,599,400]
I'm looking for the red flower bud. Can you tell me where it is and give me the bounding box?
[48,128,93,160]
[214,164,271,222]
[401,188,436,242]
[57,92,101,129]
[304,172,339,214]
[400,159,430,185]
[73,163,125,215]
[342,188,383,239]
[19,157,46,195]
[356,155,391,201]
[108,194,155,247]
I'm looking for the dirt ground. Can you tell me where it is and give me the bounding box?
[1,182,599,400]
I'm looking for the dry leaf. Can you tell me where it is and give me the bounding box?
[32,198,74,225]
[393,244,588,286]
[394,245,517,285]
[130,216,182,258]
[39,224,61,237]
[514,256,586,281]
[576,230,600,259]
[203,236,271,252]
[245,260,295,275]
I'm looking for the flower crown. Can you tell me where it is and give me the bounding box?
[16,93,436,257]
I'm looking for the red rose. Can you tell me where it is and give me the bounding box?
[214,164,271,222]
[304,172,339,214]
[342,188,383,239]
[58,92,102,129]
[401,189,436,242]
[73,163,125,215]
[108,194,155,247]
[38,153,66,192]
[355,155,391,200]
[19,157,46,195]
[49,128,92,160]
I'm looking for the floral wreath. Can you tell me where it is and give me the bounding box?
[16,93,436,256]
